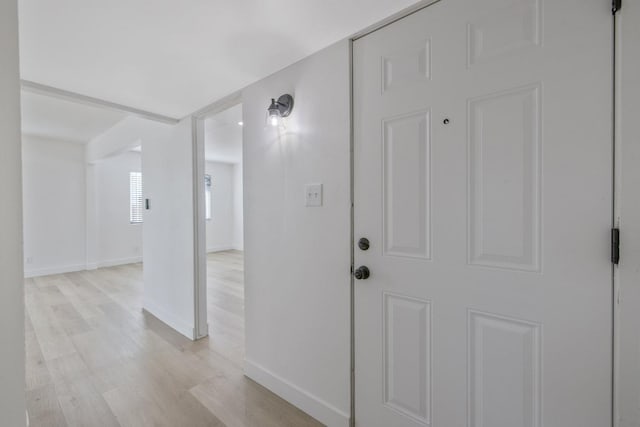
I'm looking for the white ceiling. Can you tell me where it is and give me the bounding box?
[18,0,420,118]
[205,104,243,164]
[21,91,126,143]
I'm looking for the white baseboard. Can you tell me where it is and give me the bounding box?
[244,359,350,427]
[24,257,143,278]
[207,245,234,253]
[24,263,86,278]
[97,256,143,268]
[143,299,195,340]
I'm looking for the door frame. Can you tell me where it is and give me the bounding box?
[191,91,243,340]
[347,1,618,426]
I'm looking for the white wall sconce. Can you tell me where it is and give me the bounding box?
[267,94,294,127]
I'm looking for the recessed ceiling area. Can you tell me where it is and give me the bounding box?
[204,104,243,164]
[18,0,421,118]
[21,91,126,143]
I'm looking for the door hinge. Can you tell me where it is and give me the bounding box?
[612,228,620,265]
[613,0,621,14]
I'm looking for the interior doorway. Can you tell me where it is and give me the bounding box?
[194,100,245,365]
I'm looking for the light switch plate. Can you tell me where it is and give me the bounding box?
[305,184,323,207]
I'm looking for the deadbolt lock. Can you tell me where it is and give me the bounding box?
[358,238,370,251]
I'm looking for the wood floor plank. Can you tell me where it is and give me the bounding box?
[49,303,92,336]
[26,383,68,427]
[54,375,120,427]
[46,352,90,384]
[25,329,53,391]
[26,290,78,362]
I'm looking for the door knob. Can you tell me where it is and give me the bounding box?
[358,238,370,251]
[354,266,370,280]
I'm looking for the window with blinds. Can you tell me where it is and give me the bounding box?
[129,172,143,224]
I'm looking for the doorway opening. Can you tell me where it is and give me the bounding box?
[194,102,245,364]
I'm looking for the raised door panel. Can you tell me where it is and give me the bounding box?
[383,293,432,425]
[382,40,432,93]
[467,0,542,67]
[468,84,541,271]
[383,111,431,259]
[468,310,542,427]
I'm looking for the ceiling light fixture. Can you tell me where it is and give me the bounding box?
[266,94,294,127]
[238,121,243,126]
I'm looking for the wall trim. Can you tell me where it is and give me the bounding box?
[189,90,242,121]
[24,263,86,278]
[245,359,350,427]
[143,299,195,340]
[193,97,243,340]
[192,116,208,340]
[21,80,179,125]
[97,256,143,268]
[207,245,235,253]
[85,263,99,271]
[349,0,440,41]
[25,257,143,278]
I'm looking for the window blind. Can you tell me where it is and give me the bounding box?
[130,172,143,223]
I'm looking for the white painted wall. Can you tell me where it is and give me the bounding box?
[242,40,351,426]
[205,111,243,164]
[22,139,143,275]
[205,161,235,252]
[615,3,640,426]
[232,163,244,250]
[95,151,143,266]
[0,0,26,423]
[142,118,197,339]
[87,116,167,163]
[22,136,87,277]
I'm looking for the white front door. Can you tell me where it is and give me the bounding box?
[353,1,613,426]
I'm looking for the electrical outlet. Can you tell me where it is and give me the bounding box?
[305,184,323,207]
[26,256,33,264]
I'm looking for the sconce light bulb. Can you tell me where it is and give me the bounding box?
[266,95,293,129]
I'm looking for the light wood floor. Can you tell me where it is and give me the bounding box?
[25,251,323,427]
